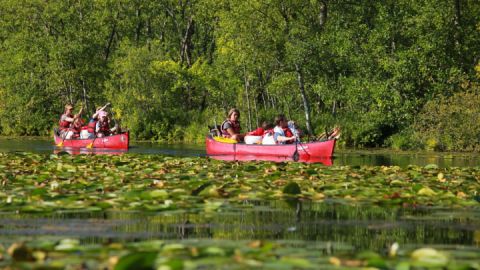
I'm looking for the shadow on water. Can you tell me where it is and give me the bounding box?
[0,201,479,252]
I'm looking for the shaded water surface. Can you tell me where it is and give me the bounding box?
[1,201,479,252]
[1,137,479,167]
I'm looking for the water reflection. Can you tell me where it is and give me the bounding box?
[335,149,480,168]
[208,154,333,166]
[53,148,128,155]
[0,137,479,167]
[0,201,478,251]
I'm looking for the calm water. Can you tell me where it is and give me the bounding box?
[1,137,479,167]
[0,201,479,252]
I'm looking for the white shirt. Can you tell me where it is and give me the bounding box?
[273,126,286,144]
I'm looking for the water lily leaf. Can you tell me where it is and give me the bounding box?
[7,243,35,262]
[418,187,437,196]
[162,244,186,252]
[203,246,226,256]
[424,164,439,170]
[204,200,223,212]
[395,261,410,270]
[390,180,404,186]
[411,248,449,267]
[114,252,158,270]
[191,182,212,196]
[159,258,184,270]
[149,190,169,199]
[243,165,258,172]
[283,182,301,195]
[280,257,312,268]
[55,239,80,251]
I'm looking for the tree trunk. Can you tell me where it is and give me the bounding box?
[453,0,462,56]
[81,79,89,113]
[104,22,116,61]
[135,8,142,45]
[318,1,327,27]
[253,91,259,127]
[244,66,252,131]
[284,96,291,120]
[257,70,267,110]
[295,64,313,135]
[180,17,194,67]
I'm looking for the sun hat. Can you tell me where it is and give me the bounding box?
[65,104,73,110]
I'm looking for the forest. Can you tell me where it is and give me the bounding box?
[0,0,479,150]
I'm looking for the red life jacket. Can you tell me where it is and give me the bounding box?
[247,127,264,136]
[71,118,84,133]
[221,120,241,137]
[59,114,73,130]
[283,127,294,137]
[283,127,294,144]
[98,120,110,135]
[87,120,97,133]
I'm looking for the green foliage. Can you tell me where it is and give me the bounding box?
[414,91,480,151]
[386,129,423,150]
[0,0,479,148]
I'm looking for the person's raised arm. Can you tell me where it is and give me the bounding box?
[99,103,110,112]
[92,103,110,119]
[74,106,84,119]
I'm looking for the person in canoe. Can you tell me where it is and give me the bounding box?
[80,103,110,139]
[287,120,302,140]
[246,121,274,136]
[58,104,83,139]
[95,110,118,138]
[70,117,85,138]
[244,121,274,144]
[221,108,244,142]
[273,114,297,144]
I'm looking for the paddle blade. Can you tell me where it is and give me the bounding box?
[86,142,93,149]
[293,151,299,162]
[56,142,64,147]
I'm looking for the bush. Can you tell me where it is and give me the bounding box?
[386,129,423,150]
[413,91,480,151]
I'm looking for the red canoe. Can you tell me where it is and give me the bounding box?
[206,136,336,161]
[54,130,129,149]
